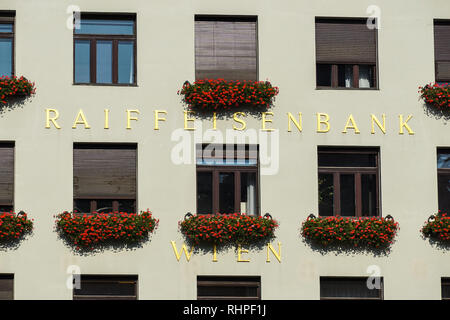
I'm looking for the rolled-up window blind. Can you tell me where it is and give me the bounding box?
[434,21,450,82]
[0,144,14,206]
[195,16,257,81]
[73,144,136,199]
[315,18,377,64]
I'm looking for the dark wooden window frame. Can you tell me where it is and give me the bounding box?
[0,12,15,77]
[320,276,384,300]
[73,143,137,214]
[197,276,261,300]
[437,148,450,213]
[73,275,138,300]
[73,12,137,86]
[196,144,260,215]
[318,147,381,217]
[434,20,450,84]
[315,17,379,90]
[194,15,259,81]
[0,142,14,213]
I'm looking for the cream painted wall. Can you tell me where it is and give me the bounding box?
[0,0,448,299]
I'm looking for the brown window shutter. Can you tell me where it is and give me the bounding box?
[73,145,136,199]
[0,145,14,206]
[435,22,450,81]
[0,275,13,300]
[195,17,257,81]
[315,18,377,64]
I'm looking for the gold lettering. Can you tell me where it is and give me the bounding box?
[45,108,61,129]
[342,114,360,134]
[316,113,330,133]
[154,110,167,130]
[72,109,91,129]
[213,112,217,130]
[233,112,246,131]
[126,109,140,130]
[399,114,415,135]
[266,242,282,263]
[371,114,386,134]
[170,241,194,262]
[237,245,250,262]
[184,111,196,131]
[287,112,302,132]
[262,112,274,131]
[212,244,218,262]
[104,109,110,129]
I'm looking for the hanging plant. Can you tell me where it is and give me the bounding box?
[301,215,399,250]
[55,210,159,251]
[0,211,33,242]
[419,83,450,110]
[179,213,278,246]
[421,212,450,243]
[0,76,36,104]
[178,79,279,112]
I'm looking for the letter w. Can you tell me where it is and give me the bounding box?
[171,241,194,262]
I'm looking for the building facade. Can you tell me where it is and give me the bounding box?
[0,0,449,300]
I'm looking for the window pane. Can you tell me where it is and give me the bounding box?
[0,205,12,213]
[197,172,213,214]
[359,65,373,88]
[438,174,450,214]
[76,19,134,35]
[320,277,382,299]
[118,41,134,84]
[442,279,450,300]
[338,64,353,88]
[438,152,450,169]
[340,174,355,216]
[241,172,257,215]
[0,24,13,33]
[74,275,137,299]
[96,200,114,213]
[96,41,113,83]
[74,199,91,213]
[319,173,334,216]
[118,200,135,213]
[361,174,377,216]
[0,39,12,77]
[318,153,377,167]
[316,64,331,87]
[219,172,235,214]
[74,40,90,83]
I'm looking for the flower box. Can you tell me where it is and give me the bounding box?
[55,210,159,251]
[178,79,279,112]
[0,76,36,104]
[301,215,399,249]
[179,213,278,246]
[421,212,450,243]
[419,83,450,110]
[0,211,33,242]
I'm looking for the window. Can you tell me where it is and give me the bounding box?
[195,16,258,81]
[196,144,259,215]
[73,13,136,85]
[0,143,14,213]
[442,278,450,300]
[0,274,13,300]
[73,144,137,214]
[434,21,450,85]
[197,276,261,300]
[320,277,383,300]
[0,12,14,77]
[438,149,450,214]
[315,18,377,89]
[73,275,137,300]
[318,147,380,217]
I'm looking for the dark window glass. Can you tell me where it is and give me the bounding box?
[438,152,450,169]
[442,278,450,300]
[74,14,136,85]
[197,276,260,300]
[318,148,379,217]
[316,64,332,87]
[197,172,213,214]
[318,173,334,216]
[73,275,137,300]
[74,199,91,214]
[320,277,383,300]
[196,145,259,215]
[0,274,13,300]
[438,174,450,214]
